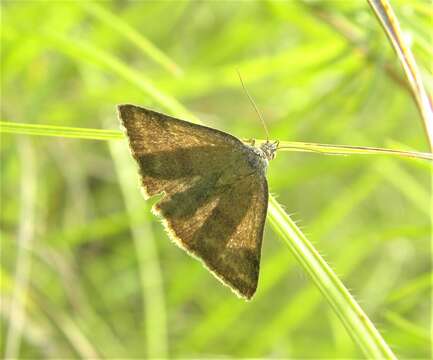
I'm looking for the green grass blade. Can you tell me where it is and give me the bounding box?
[375,160,429,215]
[244,230,374,355]
[384,311,429,342]
[268,195,396,359]
[367,0,433,149]
[47,33,195,121]
[81,2,183,77]
[4,139,37,358]
[2,121,431,161]
[276,141,432,161]
[109,138,168,358]
[0,121,123,140]
[386,272,431,305]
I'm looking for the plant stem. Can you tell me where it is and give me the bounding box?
[1,121,431,161]
[367,0,433,151]
[268,196,397,359]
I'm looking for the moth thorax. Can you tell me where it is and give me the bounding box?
[259,141,278,161]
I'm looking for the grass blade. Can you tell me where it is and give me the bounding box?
[268,195,396,359]
[276,141,432,161]
[0,121,124,141]
[1,121,430,161]
[5,139,37,358]
[367,0,433,150]
[47,33,194,121]
[81,2,183,77]
[109,138,168,358]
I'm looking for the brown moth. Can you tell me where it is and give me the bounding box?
[118,104,277,299]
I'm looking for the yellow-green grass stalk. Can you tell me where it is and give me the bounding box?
[2,122,431,161]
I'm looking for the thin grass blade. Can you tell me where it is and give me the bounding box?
[268,195,396,359]
[81,2,183,77]
[367,0,433,149]
[1,121,430,161]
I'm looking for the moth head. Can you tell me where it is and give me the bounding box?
[259,140,279,161]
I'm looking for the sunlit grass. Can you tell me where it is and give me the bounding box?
[1,1,430,359]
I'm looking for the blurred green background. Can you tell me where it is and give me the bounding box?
[1,0,431,358]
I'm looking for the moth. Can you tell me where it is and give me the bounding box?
[118,104,277,299]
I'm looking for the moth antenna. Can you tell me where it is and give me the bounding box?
[236,69,270,142]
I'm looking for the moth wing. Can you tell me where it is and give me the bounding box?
[118,104,246,198]
[157,173,268,300]
[118,104,267,299]
[119,104,242,150]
